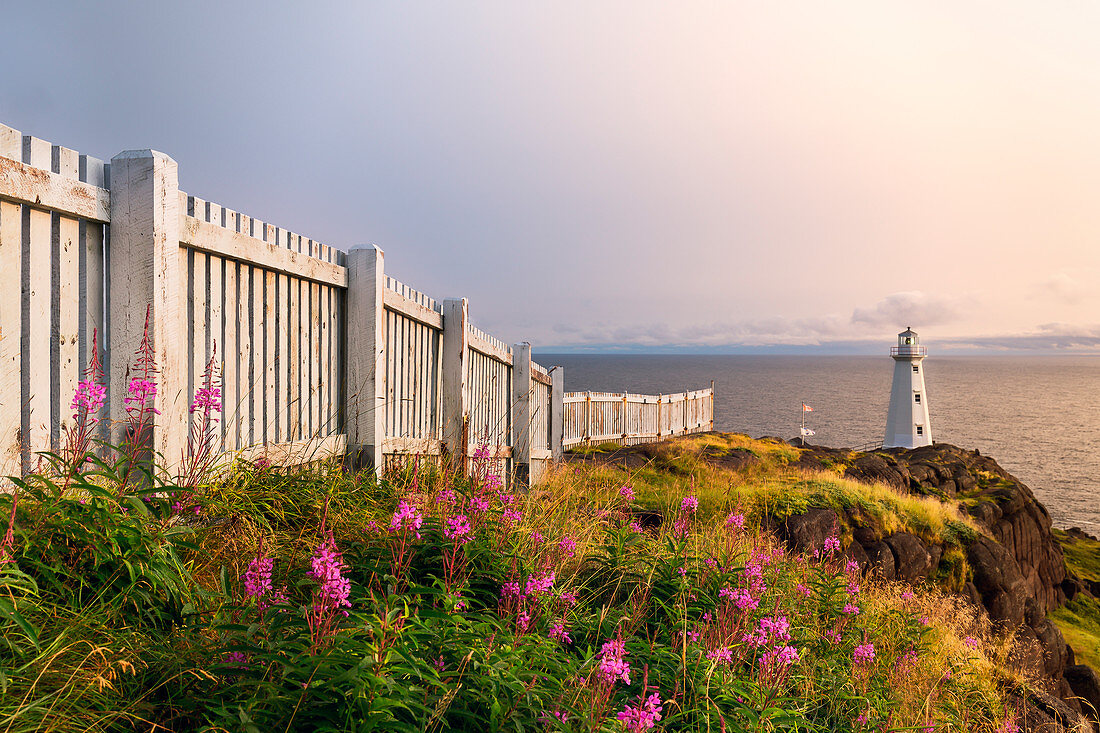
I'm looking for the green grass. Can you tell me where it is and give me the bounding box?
[1055,528,1100,584]
[557,433,978,587]
[1052,595,1100,671]
[0,430,1042,731]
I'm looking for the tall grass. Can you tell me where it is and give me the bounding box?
[0,420,1036,731]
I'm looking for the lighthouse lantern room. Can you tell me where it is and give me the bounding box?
[883,328,933,449]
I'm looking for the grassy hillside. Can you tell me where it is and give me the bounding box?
[1053,529,1100,670]
[0,432,1042,731]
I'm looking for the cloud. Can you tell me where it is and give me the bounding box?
[1030,273,1084,305]
[545,291,971,349]
[940,323,1100,351]
[545,314,853,349]
[850,291,969,329]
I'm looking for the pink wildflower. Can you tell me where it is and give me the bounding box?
[390,500,424,538]
[725,512,746,530]
[617,693,663,731]
[619,485,636,501]
[629,521,644,533]
[444,514,472,543]
[525,569,555,597]
[759,616,792,642]
[732,588,760,611]
[559,536,577,558]
[243,556,273,602]
[681,496,699,513]
[502,507,522,525]
[71,379,106,421]
[549,621,572,644]
[190,384,221,414]
[223,651,251,667]
[823,535,841,554]
[761,644,800,669]
[795,583,811,597]
[124,377,160,415]
[308,533,352,616]
[598,638,631,685]
[842,603,860,615]
[963,636,979,649]
[707,646,734,664]
[853,643,876,664]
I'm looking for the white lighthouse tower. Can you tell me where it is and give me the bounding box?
[883,328,933,448]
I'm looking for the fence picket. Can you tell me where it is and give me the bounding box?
[0,122,714,481]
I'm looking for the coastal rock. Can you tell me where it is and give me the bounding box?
[721,438,1094,718]
[801,442,1069,615]
[1016,687,1094,732]
[845,453,907,491]
[884,532,932,582]
[780,508,839,554]
[863,540,896,580]
[967,534,1027,628]
[1065,665,1100,722]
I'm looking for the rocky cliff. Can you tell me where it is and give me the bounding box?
[789,442,1095,732]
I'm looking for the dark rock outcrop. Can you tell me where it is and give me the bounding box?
[1065,665,1100,722]
[788,442,1089,730]
[885,532,932,582]
[779,507,839,552]
[798,443,1069,614]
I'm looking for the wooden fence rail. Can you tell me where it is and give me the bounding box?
[562,387,715,449]
[0,122,713,484]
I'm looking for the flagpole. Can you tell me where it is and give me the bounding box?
[801,402,805,446]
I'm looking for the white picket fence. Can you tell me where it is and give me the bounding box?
[0,122,712,483]
[562,388,715,449]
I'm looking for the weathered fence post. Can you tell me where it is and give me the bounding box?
[108,149,186,469]
[710,380,716,430]
[441,298,470,469]
[583,391,591,445]
[550,366,564,461]
[346,245,385,473]
[511,342,532,487]
[0,128,20,475]
[683,390,689,435]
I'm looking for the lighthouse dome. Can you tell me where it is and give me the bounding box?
[898,327,919,347]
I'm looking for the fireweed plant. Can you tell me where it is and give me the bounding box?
[0,361,1032,733]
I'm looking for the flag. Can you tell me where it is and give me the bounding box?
[802,403,813,412]
[800,427,815,436]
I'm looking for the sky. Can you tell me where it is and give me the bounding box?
[3,1,1099,354]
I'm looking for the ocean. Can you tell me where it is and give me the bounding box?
[537,354,1100,532]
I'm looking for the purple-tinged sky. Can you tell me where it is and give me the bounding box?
[3,2,1099,353]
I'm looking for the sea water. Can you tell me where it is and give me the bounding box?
[539,354,1100,531]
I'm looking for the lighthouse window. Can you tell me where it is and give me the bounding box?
[914,393,921,403]
[916,426,924,436]
[912,365,919,373]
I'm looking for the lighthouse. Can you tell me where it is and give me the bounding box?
[883,328,933,449]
